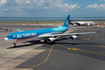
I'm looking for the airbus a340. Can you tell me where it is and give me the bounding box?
[5,15,100,47]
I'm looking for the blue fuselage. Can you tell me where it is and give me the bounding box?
[5,27,68,42]
[5,15,70,43]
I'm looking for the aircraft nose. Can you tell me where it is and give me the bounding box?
[5,37,8,41]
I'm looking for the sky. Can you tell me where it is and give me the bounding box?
[0,0,105,17]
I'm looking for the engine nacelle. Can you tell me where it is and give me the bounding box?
[47,38,56,43]
[70,35,78,40]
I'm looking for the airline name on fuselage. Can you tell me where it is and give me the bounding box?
[17,32,36,38]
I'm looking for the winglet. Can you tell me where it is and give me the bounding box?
[97,30,101,33]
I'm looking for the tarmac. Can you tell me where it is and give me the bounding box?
[0,25,105,70]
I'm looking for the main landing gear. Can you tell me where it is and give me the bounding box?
[13,43,16,47]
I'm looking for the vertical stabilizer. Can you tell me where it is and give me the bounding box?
[62,15,70,27]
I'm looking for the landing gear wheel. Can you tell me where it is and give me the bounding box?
[44,40,47,43]
[52,41,55,44]
[13,43,16,47]
[35,40,40,42]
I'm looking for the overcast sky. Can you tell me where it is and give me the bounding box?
[0,0,105,17]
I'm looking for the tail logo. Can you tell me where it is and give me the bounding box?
[66,20,69,26]
[62,15,70,27]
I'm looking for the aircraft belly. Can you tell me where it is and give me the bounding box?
[5,39,16,43]
[16,36,39,43]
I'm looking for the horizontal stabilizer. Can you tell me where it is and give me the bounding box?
[17,28,23,32]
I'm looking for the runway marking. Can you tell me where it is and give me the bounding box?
[82,38,90,40]
[23,44,54,70]
[98,45,105,48]
[71,48,81,51]
[67,48,71,49]
[26,51,29,53]
[95,34,98,36]
[63,40,105,49]
[56,44,105,56]
[78,37,81,38]
[37,50,40,52]
[0,49,105,54]
[56,44,80,51]
[91,30,94,31]
[67,48,80,50]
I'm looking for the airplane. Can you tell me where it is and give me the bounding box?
[5,15,100,47]
[70,21,96,26]
[78,21,95,26]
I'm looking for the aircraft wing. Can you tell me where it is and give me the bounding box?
[38,30,100,38]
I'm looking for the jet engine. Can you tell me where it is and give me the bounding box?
[47,38,56,43]
[70,35,78,40]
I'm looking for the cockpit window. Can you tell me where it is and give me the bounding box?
[7,36,12,37]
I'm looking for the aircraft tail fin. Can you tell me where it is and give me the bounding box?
[62,15,70,27]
